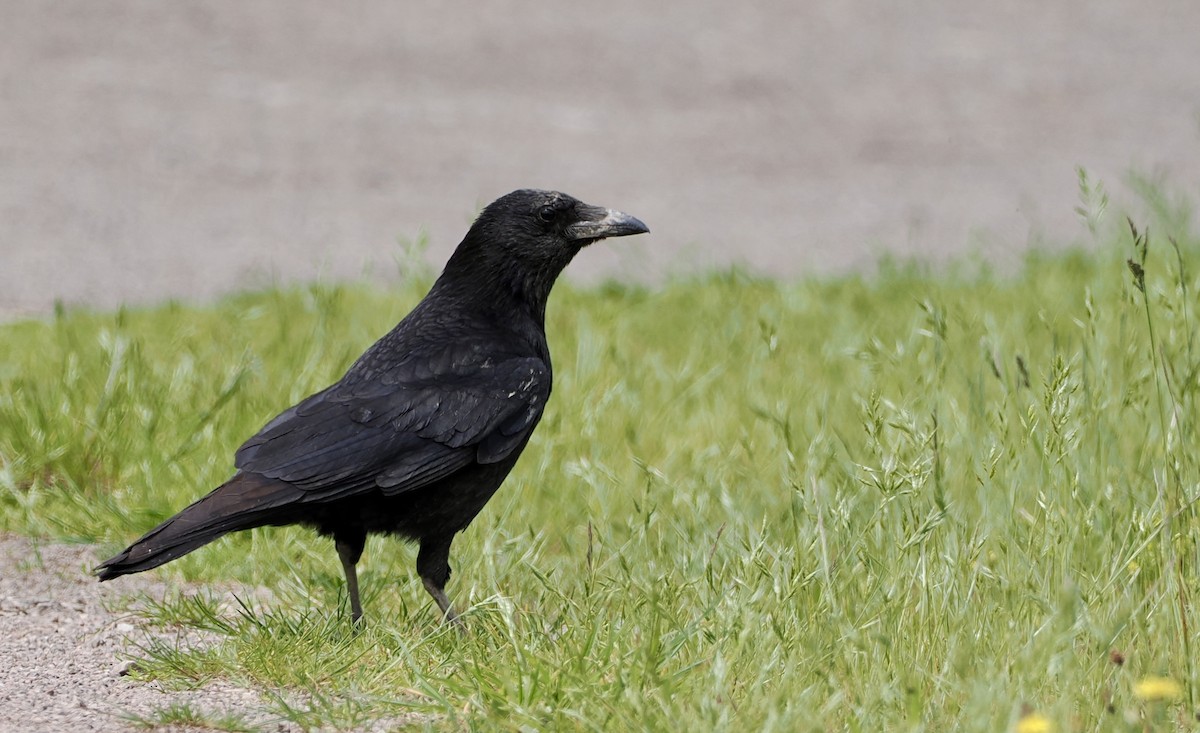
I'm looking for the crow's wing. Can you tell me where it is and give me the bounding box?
[233,356,549,499]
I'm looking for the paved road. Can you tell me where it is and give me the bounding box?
[2,0,1198,316]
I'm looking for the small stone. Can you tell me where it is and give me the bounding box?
[113,660,140,677]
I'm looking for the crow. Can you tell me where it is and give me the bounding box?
[95,189,648,625]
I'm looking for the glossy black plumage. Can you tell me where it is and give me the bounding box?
[95,189,648,625]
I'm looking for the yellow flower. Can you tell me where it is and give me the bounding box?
[1133,676,1183,702]
[1015,712,1053,733]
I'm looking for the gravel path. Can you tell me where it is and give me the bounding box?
[3,0,1200,317]
[0,535,288,732]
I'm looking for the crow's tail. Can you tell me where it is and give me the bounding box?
[95,472,303,580]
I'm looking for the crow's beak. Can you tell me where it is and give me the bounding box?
[565,204,650,242]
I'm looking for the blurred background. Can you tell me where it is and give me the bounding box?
[2,0,1198,316]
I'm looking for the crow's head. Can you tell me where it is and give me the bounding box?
[475,188,647,254]
[443,189,648,308]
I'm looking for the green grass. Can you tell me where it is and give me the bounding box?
[2,213,1199,730]
[124,701,260,732]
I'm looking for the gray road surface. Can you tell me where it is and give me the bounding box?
[3,0,1199,316]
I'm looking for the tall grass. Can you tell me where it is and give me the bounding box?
[1,211,1198,730]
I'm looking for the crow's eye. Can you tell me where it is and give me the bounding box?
[537,205,557,223]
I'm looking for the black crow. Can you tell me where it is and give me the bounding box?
[95,189,649,625]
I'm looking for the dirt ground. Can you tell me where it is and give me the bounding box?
[2,1,1200,730]
[0,535,292,732]
[2,0,1199,320]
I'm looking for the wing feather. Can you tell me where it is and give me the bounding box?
[234,355,549,499]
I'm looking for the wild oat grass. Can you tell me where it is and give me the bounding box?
[1,209,1197,730]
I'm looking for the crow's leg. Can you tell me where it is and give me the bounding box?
[417,535,463,628]
[335,532,367,625]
